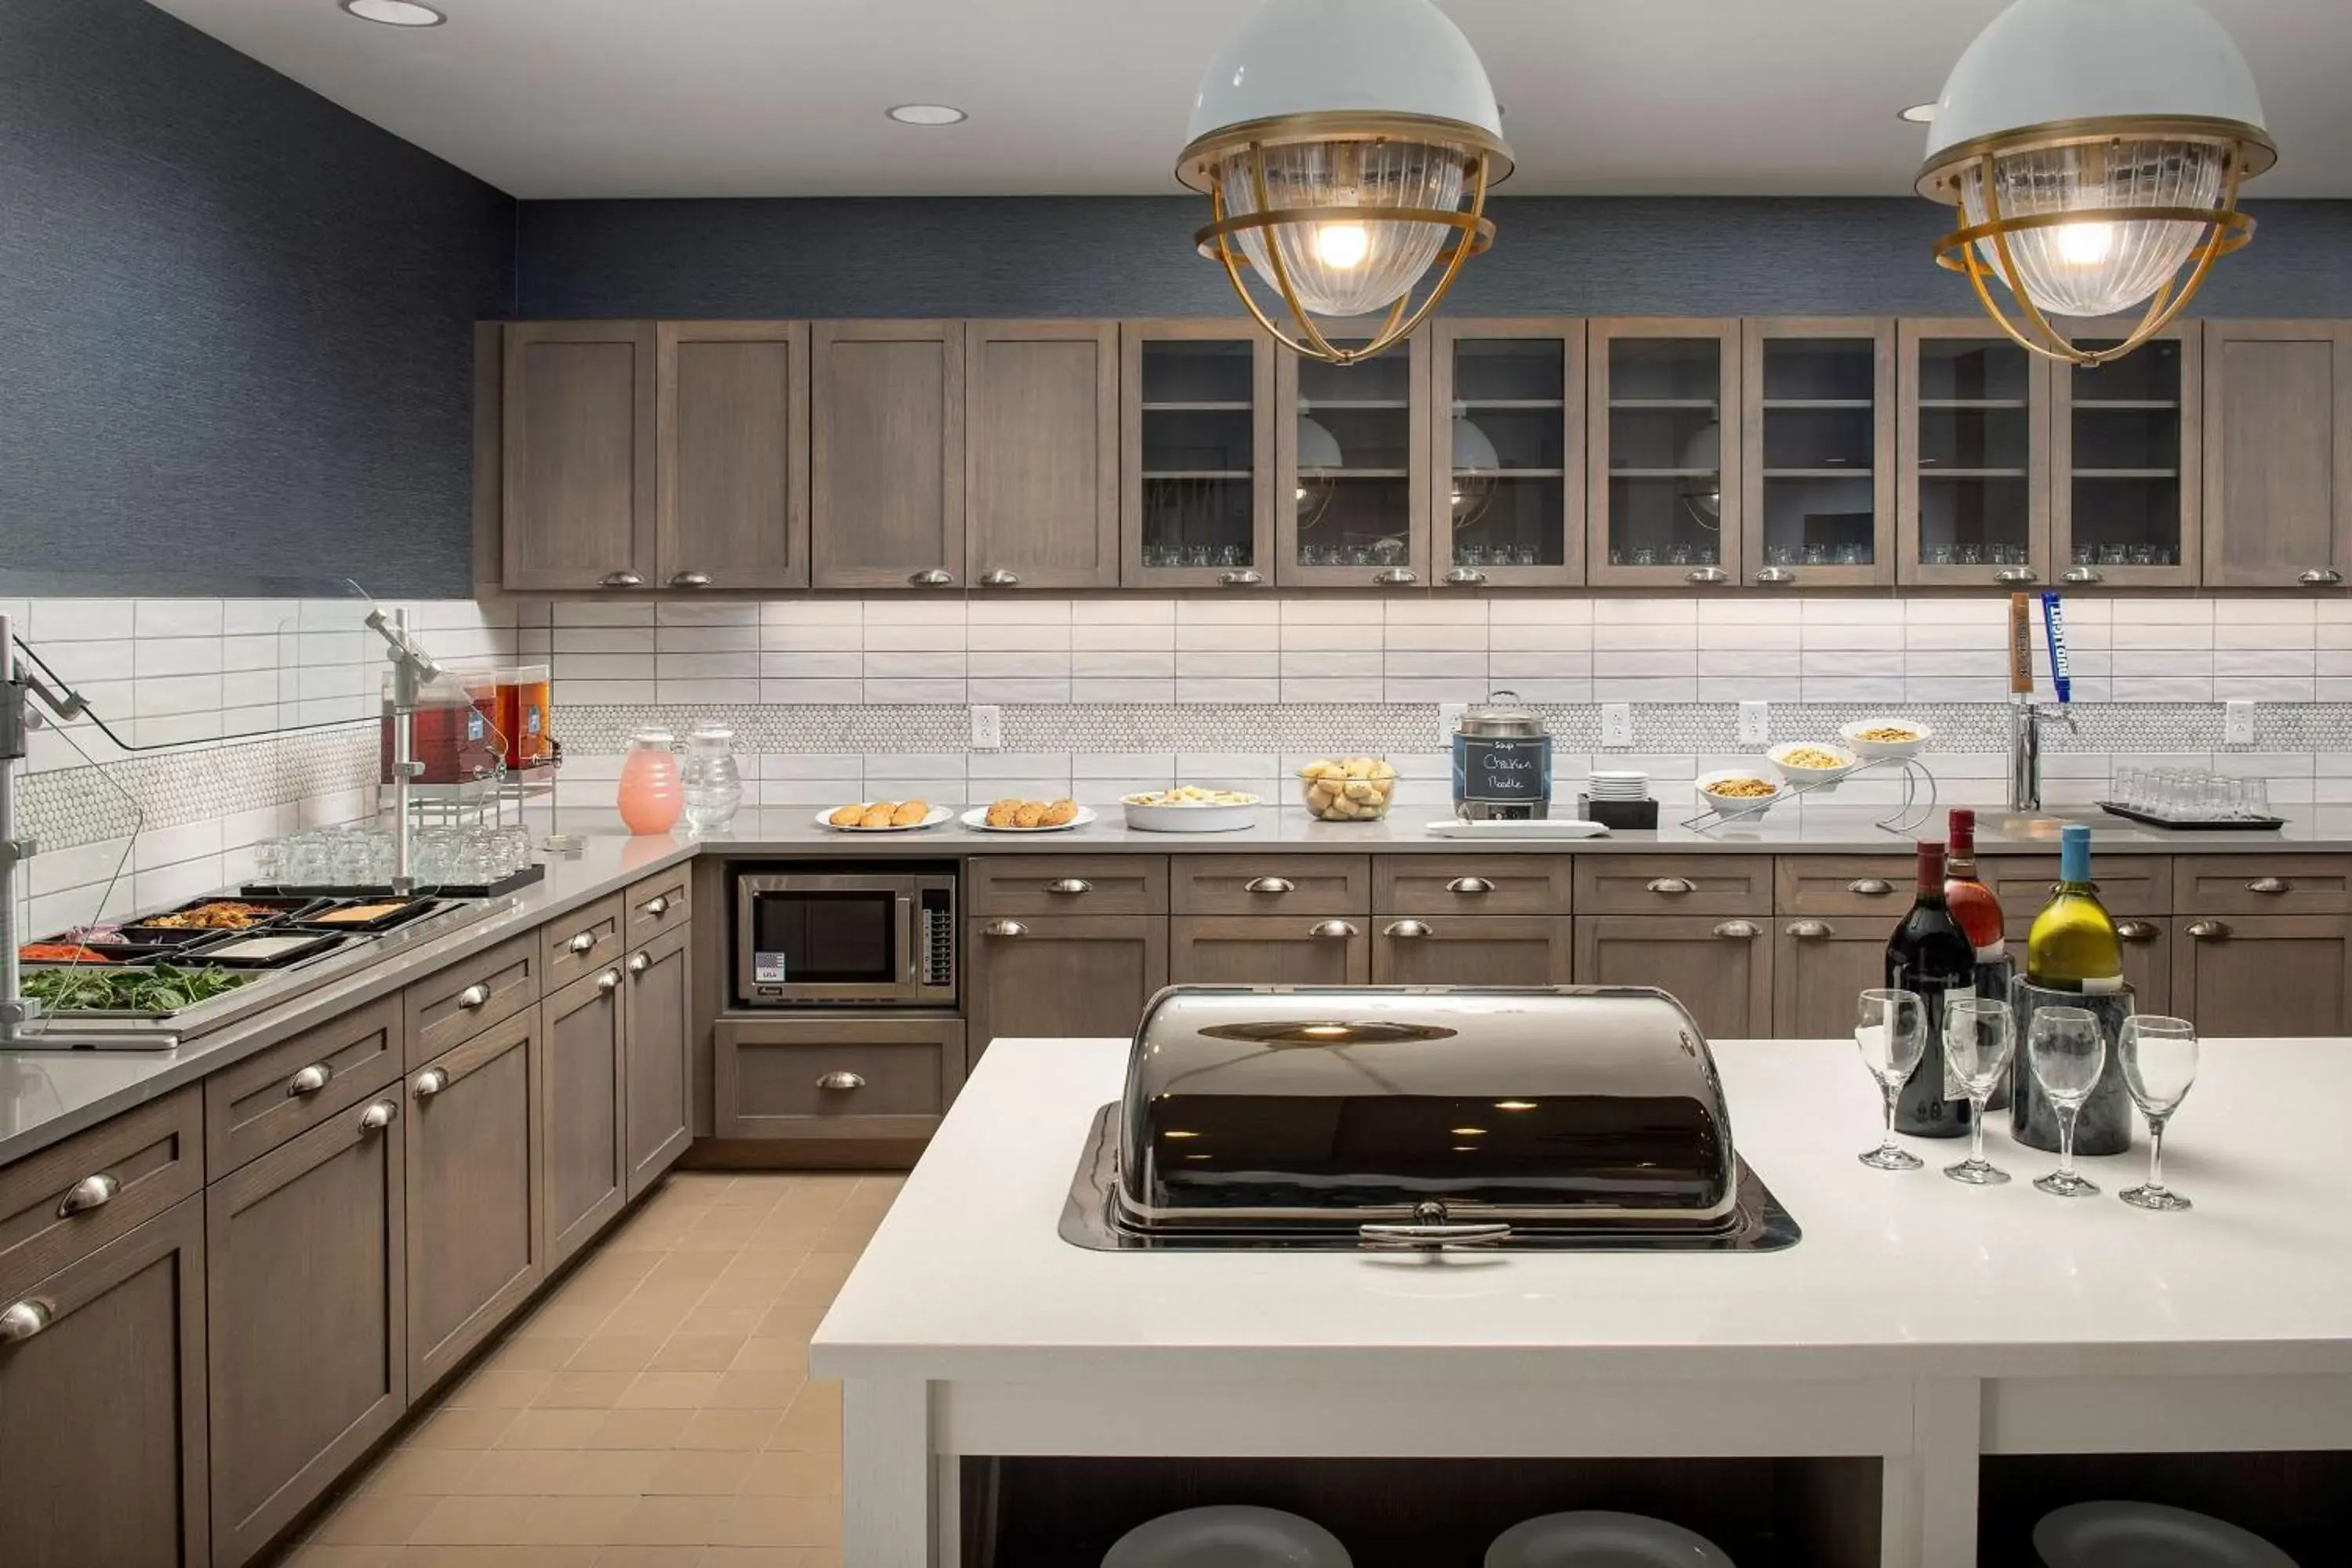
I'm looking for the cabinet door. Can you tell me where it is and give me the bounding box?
[811,320,966,590]
[2005,914,2172,1012]
[1276,327,1432,587]
[502,320,658,591]
[0,1198,208,1568]
[1431,319,1586,587]
[2202,321,2352,587]
[1774,917,1892,1040]
[540,964,626,1271]
[622,922,694,1198]
[2053,321,2201,587]
[406,1010,542,1399]
[966,915,1167,1064]
[714,1017,965,1142]
[2176,915,2352,1036]
[1741,318,1894,588]
[1372,915,1573,987]
[1897,319,2053,588]
[208,1093,406,1567]
[658,320,810,590]
[967,321,1119,590]
[1573,915,1771,1040]
[1171,915,1370,985]
[1123,320,1277,588]
[1587,318,1741,586]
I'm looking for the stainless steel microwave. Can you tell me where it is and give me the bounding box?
[733,866,956,1007]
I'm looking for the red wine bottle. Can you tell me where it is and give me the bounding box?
[1944,808,2006,963]
[1886,840,1975,1138]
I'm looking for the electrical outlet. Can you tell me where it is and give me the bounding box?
[2225,699,2256,746]
[1737,700,1771,747]
[1600,702,1633,749]
[1439,702,1467,750]
[969,704,1003,751]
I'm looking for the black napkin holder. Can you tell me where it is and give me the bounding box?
[1577,795,1659,829]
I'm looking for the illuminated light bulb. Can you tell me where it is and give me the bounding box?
[1313,223,1371,270]
[2054,221,2114,266]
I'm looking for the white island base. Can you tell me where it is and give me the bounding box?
[811,1038,2352,1566]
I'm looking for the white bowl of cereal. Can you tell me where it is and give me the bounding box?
[1123,786,1262,833]
[1695,769,1783,818]
[1769,742,1860,793]
[1839,718,1933,761]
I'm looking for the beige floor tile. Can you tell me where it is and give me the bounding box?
[547,1277,641,1312]
[650,1334,746,1372]
[520,1495,641,1546]
[647,1249,734,1282]
[714,1248,804,1281]
[566,1334,666,1372]
[533,1370,640,1410]
[488,1335,588,1371]
[310,1492,442,1545]
[610,1495,728,1547]
[672,1407,783,1452]
[705,1371,804,1411]
[557,1450,675,1496]
[678,1305,769,1338]
[285,1545,404,1567]
[468,1449,592,1494]
[602,1298,712,1338]
[519,1304,615,1339]
[741,1450,840,1498]
[407,1494,547,1546]
[404,1406,517,1450]
[645,1449,757,1494]
[498,1407,608,1449]
[710,1497,840,1549]
[395,1548,601,1567]
[752,1305,826,1341]
[445,1368,554,1409]
[617,1370,725,1408]
[728,1339,809,1377]
[701,1550,834,1566]
[591,1548,705,1568]
[583,1406,695,1450]
[359,1448,485,1497]
[572,1250,662,1286]
[695,1273,793,1309]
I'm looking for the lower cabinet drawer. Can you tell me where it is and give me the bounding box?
[713,1017,967,1141]
[0,1087,203,1304]
[205,995,405,1174]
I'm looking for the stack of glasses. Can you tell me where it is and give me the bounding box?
[2108,767,2274,824]
[258,823,536,889]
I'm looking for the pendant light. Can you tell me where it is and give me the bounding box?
[1916,0,2275,367]
[1178,0,1512,365]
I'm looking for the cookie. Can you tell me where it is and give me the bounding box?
[891,799,930,827]
[1040,798,1078,826]
[1014,801,1047,829]
[985,798,1022,828]
[859,802,898,829]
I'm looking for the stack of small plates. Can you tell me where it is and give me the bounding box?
[1588,771,1653,804]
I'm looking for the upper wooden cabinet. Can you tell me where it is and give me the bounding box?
[1277,325,1433,587]
[1741,318,1895,589]
[1432,319,1587,588]
[502,320,659,591]
[965,321,1120,590]
[2202,320,2352,589]
[2053,321,2201,589]
[1122,320,1278,588]
[1897,319,2053,589]
[657,320,811,590]
[811,320,966,590]
[1587,318,1741,586]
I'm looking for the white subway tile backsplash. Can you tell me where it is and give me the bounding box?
[862,678,966,705]
[656,625,760,653]
[1073,677,1178,703]
[657,652,760,680]
[967,677,1073,704]
[1074,622,1177,652]
[761,600,861,626]
[1073,650,1175,680]
[1176,622,1279,652]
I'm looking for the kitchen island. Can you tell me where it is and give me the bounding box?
[811,1034,2352,1567]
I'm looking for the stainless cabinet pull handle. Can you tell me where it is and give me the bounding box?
[455,983,490,1011]
[2187,920,2230,940]
[2116,920,2160,943]
[1847,878,1893,896]
[909,568,956,587]
[1443,567,1487,587]
[0,1299,53,1343]
[56,1173,119,1217]
[1218,568,1265,586]
[1044,878,1092,896]
[1383,920,1432,938]
[597,968,622,993]
[1358,1221,1512,1250]
[287,1062,333,1096]
[414,1067,450,1098]
[1244,876,1294,895]
[1308,920,1359,939]
[1372,568,1418,586]
[1785,920,1834,939]
[978,568,1021,587]
[1714,920,1761,940]
[1685,567,1730,585]
[1446,877,1495,895]
[2062,567,2104,584]
[359,1099,398,1131]
[1646,877,1695,895]
[815,1070,866,1092]
[568,931,597,954]
[2246,877,2292,895]
[2299,568,2344,586]
[666,571,713,588]
[1751,567,1797,586]
[983,919,1027,938]
[597,570,645,589]
[627,951,652,975]
[1994,566,2038,585]
[642,895,670,916]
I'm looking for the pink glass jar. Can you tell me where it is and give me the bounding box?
[616,729,683,835]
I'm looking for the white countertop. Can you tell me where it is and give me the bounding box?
[811,1035,2352,1385]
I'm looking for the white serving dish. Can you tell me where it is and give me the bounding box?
[1695,768,1782,818]
[1425,818,1610,840]
[1122,793,1261,833]
[1485,1509,1736,1567]
[1104,1504,1352,1568]
[2033,1501,2297,1568]
[959,804,1097,834]
[1768,742,1860,794]
[811,804,952,834]
[1840,717,1933,761]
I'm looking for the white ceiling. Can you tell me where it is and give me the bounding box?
[145,0,2352,199]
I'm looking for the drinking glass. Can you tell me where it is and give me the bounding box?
[2118,1014,2198,1211]
[2027,1007,2107,1196]
[1942,996,2017,1185]
[1854,989,1928,1171]
[2244,778,2270,821]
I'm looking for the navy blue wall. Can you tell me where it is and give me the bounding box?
[0,0,514,597]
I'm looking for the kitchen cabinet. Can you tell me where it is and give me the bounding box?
[0,1198,209,1568]
[966,320,1120,590]
[2052,321,2201,587]
[1123,319,1278,587]
[1174,853,1371,916]
[969,854,1167,917]
[966,914,1167,1062]
[405,1009,543,1399]
[1896,319,2053,588]
[811,320,966,590]
[207,1093,406,1567]
[1773,916,1892,1040]
[1430,318,1586,587]
[1378,854,1575,916]
[1575,855,1772,918]
[1277,326,1432,586]
[1372,914,1573,987]
[540,962,627,1272]
[1171,914,1370,985]
[622,922,694,1198]
[2175,914,2352,1036]
[205,994,403,1175]
[501,320,659,591]
[1575,915,1772,1040]
[715,1017,966,1142]
[1994,913,2172,1012]
[0,1087,201,1300]
[2202,320,2352,588]
[1586,318,1741,586]
[1740,318,1895,587]
[656,319,811,590]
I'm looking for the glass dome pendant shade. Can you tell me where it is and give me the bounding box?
[1915,0,2275,368]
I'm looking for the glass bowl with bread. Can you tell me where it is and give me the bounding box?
[1297,757,1397,822]
[1839,718,1933,761]
[1695,769,1783,818]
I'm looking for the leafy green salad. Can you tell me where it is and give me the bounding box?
[21,962,248,1014]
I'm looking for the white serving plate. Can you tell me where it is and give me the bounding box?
[2034,1501,2298,1568]
[811,804,953,833]
[1104,1504,1352,1568]
[1485,1509,1736,1567]
[1840,717,1933,761]
[1425,818,1610,839]
[1695,768,1782,818]
[959,804,1097,833]
[1122,795,1261,833]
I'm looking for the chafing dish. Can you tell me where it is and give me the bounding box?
[1061,985,1798,1253]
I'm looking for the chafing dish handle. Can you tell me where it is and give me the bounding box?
[1357,1222,1512,1250]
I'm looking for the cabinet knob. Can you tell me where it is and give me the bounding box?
[2246,877,2292,895]
[597,967,622,993]
[455,983,491,1011]
[1308,920,1359,940]
[642,895,671,916]
[0,1298,53,1344]
[358,1099,399,1132]
[1646,877,1695,896]
[56,1172,119,1218]
[2116,920,2161,943]
[1751,568,1797,586]
[1686,567,1730,585]
[1383,920,1432,939]
[1443,567,1487,587]
[815,1070,866,1092]
[627,951,652,975]
[2062,567,2105,585]
[414,1067,450,1098]
[2186,920,2230,941]
[1372,568,1419,586]
[568,931,597,954]
[666,571,713,589]
[1785,920,1834,940]
[1713,920,1762,940]
[982,919,1028,938]
[978,568,1021,588]
[1446,877,1495,895]
[286,1062,334,1096]
[1846,878,1893,896]
[1243,876,1295,895]
[2299,568,2344,586]
[1994,566,2039,585]
[597,570,645,590]
[1044,878,1092,896]
[1218,568,1265,587]
[909,568,957,587]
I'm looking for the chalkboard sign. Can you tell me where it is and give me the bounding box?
[1454,735,1552,804]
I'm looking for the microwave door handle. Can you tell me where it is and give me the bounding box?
[900,894,918,983]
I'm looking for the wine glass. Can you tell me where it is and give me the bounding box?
[1854,989,1927,1171]
[1941,996,2016,1185]
[2118,1014,2198,1212]
[2027,1007,2107,1197]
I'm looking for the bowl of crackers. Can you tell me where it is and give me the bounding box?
[817,799,946,833]
[1298,757,1398,822]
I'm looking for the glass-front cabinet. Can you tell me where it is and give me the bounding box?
[1587,319,1742,586]
[1429,320,1586,587]
[1121,321,1276,587]
[1740,319,1895,587]
[1898,320,2053,586]
[1276,328,1432,587]
[2052,323,2201,587]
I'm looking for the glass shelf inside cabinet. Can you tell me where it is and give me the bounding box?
[1139,339,1258,573]
[1606,336,1723,569]
[1759,337,1877,570]
[2069,336,2185,571]
[1916,338,2035,569]
[1450,337,1567,570]
[1296,346,1414,572]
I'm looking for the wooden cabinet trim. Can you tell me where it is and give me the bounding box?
[623,921,695,1196]
[1739,316,1896,588]
[500,320,659,592]
[2050,316,2201,588]
[968,855,1169,916]
[1429,318,1588,587]
[1374,854,1574,916]
[1120,318,1279,587]
[1170,914,1372,987]
[1575,855,1771,917]
[1173,853,1371,916]
[656,318,811,590]
[1895,316,2053,588]
[811,319,967,590]
[539,961,629,1270]
[1585,317,1744,587]
[206,993,405,1175]
[966,913,1168,1064]
[2172,912,2352,1036]
[1274,325,1434,587]
[966,320,1120,590]
[1773,855,1916,917]
[713,1015,967,1141]
[406,928,541,1069]
[543,894,627,991]
[1,1086,202,1304]
[1574,913,1773,1040]
[625,863,695,946]
[2201,319,2352,586]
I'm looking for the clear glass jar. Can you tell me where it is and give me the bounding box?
[617,729,684,835]
[679,724,743,832]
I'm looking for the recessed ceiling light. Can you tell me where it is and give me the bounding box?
[340,0,446,24]
[1898,102,1937,124]
[887,103,967,126]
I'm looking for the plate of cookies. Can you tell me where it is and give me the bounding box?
[962,798,1095,833]
[815,800,951,833]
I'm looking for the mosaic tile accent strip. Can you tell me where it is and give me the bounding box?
[16,725,377,853]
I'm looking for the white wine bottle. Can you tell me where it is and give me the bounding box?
[2024,824,2124,993]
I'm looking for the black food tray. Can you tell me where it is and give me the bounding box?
[244,862,544,900]
[2098,801,2286,832]
[191,931,347,969]
[294,896,447,934]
